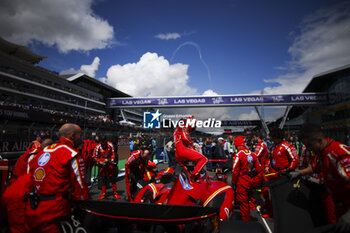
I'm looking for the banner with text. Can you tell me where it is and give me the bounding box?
[107,93,328,108]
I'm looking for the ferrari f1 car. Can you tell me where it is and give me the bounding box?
[133,165,234,221]
[48,173,347,233]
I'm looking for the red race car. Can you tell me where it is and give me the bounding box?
[134,165,234,221]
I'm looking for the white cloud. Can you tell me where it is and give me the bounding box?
[262,2,350,94]
[60,57,100,77]
[155,33,181,40]
[235,107,286,122]
[194,89,231,120]
[192,107,231,121]
[60,68,78,75]
[238,110,259,120]
[101,51,231,124]
[202,89,218,96]
[80,57,100,77]
[103,51,231,121]
[103,52,197,96]
[101,52,267,132]
[0,0,114,53]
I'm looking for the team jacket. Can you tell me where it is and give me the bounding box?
[125,150,150,179]
[311,138,350,211]
[173,125,208,176]
[29,137,88,202]
[270,141,299,171]
[10,147,42,184]
[24,137,88,232]
[81,139,96,168]
[93,141,116,163]
[254,141,270,169]
[232,148,262,187]
[173,126,194,149]
[125,150,152,199]
[4,147,42,233]
[25,140,41,153]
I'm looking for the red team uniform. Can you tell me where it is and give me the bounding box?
[24,137,88,233]
[253,140,270,210]
[125,150,154,201]
[262,140,299,218]
[25,140,41,153]
[173,118,208,177]
[232,143,263,221]
[310,138,350,220]
[254,141,270,169]
[3,147,43,233]
[93,141,119,199]
[10,147,42,185]
[270,141,299,172]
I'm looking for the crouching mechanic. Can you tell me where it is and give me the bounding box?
[289,124,350,233]
[173,116,208,178]
[93,136,120,200]
[24,123,89,233]
[231,136,263,221]
[125,148,155,201]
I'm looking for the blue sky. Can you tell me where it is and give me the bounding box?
[1,0,350,126]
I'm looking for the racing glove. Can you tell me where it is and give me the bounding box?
[336,209,350,233]
[288,171,302,180]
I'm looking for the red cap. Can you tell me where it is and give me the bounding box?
[234,136,245,147]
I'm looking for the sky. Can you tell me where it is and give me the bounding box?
[1,0,350,132]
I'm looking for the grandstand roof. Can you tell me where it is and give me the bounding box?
[303,64,350,93]
[0,37,47,64]
[63,73,130,98]
[286,64,350,124]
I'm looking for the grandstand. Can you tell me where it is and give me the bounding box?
[269,64,350,144]
[0,37,164,152]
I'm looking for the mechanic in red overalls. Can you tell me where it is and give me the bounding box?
[3,139,53,233]
[10,139,53,185]
[125,148,151,201]
[251,131,270,211]
[269,128,299,174]
[24,123,88,233]
[25,132,47,153]
[261,128,299,218]
[232,136,263,221]
[252,132,270,171]
[289,124,350,232]
[173,116,208,178]
[93,136,120,200]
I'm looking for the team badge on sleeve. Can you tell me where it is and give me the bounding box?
[247,155,253,163]
[38,153,51,166]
